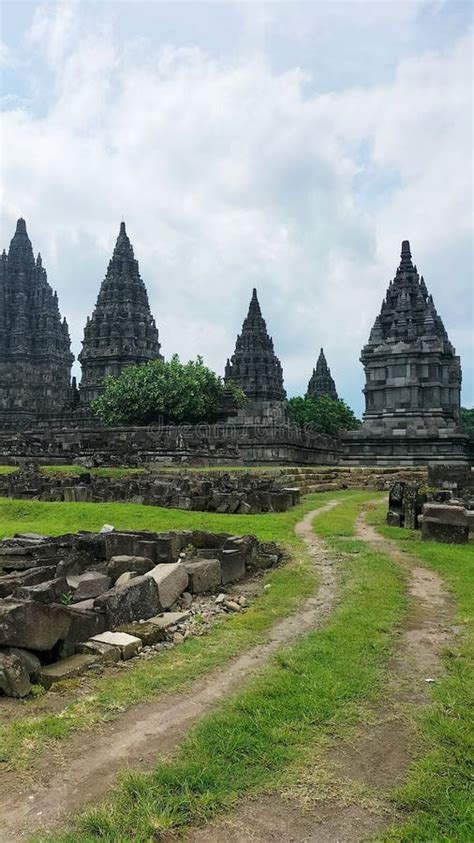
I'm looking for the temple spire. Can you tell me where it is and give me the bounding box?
[225,288,286,403]
[306,348,338,400]
[79,222,162,404]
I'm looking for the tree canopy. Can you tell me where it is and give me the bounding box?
[287,394,361,437]
[460,407,474,435]
[92,355,245,426]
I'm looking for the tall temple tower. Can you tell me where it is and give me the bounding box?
[225,288,286,416]
[79,222,162,403]
[306,348,338,400]
[0,219,74,425]
[343,240,467,465]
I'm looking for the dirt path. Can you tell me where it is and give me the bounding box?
[185,511,455,843]
[0,502,341,842]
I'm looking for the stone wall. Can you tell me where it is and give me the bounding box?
[0,419,342,467]
[342,428,469,466]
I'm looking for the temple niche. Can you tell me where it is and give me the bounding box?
[343,240,467,465]
[225,288,287,418]
[307,348,338,400]
[79,222,163,403]
[0,219,74,424]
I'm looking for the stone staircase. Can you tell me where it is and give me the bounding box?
[275,465,427,494]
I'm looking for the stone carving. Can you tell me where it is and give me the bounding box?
[0,219,74,423]
[306,348,338,400]
[79,222,162,403]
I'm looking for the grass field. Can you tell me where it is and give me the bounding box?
[0,491,375,545]
[368,506,474,843]
[39,494,407,842]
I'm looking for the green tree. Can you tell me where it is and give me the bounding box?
[287,394,361,437]
[460,407,474,435]
[92,355,245,426]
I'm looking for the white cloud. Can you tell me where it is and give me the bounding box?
[1,3,472,411]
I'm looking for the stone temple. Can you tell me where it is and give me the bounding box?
[0,219,74,424]
[306,348,338,400]
[79,222,162,403]
[225,288,286,417]
[343,241,467,465]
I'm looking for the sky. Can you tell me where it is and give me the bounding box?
[1,0,473,414]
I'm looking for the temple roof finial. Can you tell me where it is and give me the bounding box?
[16,218,27,235]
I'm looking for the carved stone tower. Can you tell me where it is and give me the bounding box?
[225,288,286,417]
[79,222,163,403]
[343,240,467,465]
[361,240,461,430]
[307,348,338,400]
[0,219,74,425]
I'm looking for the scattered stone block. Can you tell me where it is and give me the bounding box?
[116,621,165,645]
[91,631,142,660]
[191,530,230,549]
[0,599,72,651]
[421,504,470,544]
[184,559,221,593]
[78,639,121,663]
[39,653,97,687]
[147,562,188,609]
[67,571,111,601]
[106,555,154,580]
[15,576,69,604]
[0,566,57,599]
[0,646,41,678]
[94,575,161,627]
[146,611,190,632]
[0,652,31,697]
[386,510,403,527]
[220,549,246,584]
[56,606,106,659]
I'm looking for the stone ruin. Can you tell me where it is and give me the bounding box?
[0,464,301,514]
[0,527,282,698]
[386,464,474,544]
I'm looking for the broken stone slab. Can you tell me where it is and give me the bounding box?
[15,576,69,604]
[56,551,93,578]
[106,555,154,580]
[0,566,58,599]
[422,504,469,526]
[386,510,403,527]
[39,653,97,688]
[94,575,161,627]
[0,599,72,651]
[184,559,221,593]
[67,572,111,601]
[147,562,188,609]
[116,620,165,646]
[146,611,191,631]
[90,631,142,660]
[0,652,32,697]
[220,549,246,584]
[78,638,121,663]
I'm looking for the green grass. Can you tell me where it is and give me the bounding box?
[367,506,474,843]
[2,492,384,771]
[0,490,379,545]
[39,465,145,477]
[41,494,405,842]
[0,465,16,474]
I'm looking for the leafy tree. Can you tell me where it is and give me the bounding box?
[92,355,245,426]
[460,407,474,435]
[287,394,361,437]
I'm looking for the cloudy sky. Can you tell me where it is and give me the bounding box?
[1,0,472,413]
